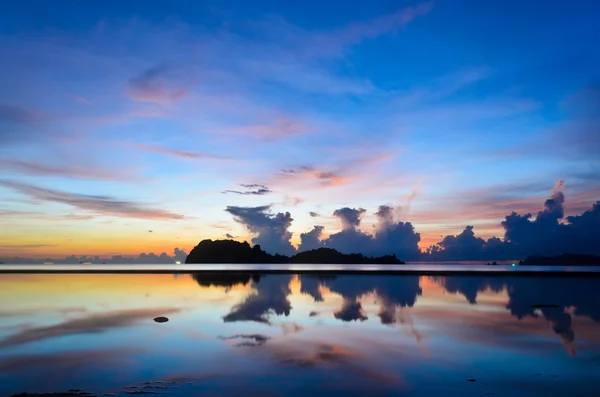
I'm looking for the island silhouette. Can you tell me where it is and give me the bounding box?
[185,239,405,264]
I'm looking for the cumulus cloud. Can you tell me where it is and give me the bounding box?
[428,180,600,260]
[0,179,184,221]
[223,184,272,196]
[225,205,296,256]
[316,205,421,260]
[298,225,324,252]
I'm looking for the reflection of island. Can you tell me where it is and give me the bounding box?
[519,254,600,266]
[185,240,405,264]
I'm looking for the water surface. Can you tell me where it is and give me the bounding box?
[1,273,599,396]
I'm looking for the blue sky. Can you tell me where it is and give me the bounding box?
[0,0,598,258]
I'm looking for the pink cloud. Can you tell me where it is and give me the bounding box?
[125,142,228,160]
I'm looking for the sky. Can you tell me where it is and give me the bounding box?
[0,0,599,260]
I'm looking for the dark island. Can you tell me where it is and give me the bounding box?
[185,239,405,264]
[519,254,600,266]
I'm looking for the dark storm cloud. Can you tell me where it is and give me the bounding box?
[0,308,182,348]
[225,205,296,256]
[223,183,272,195]
[0,179,184,220]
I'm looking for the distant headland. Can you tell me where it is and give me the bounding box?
[518,254,600,266]
[185,239,405,264]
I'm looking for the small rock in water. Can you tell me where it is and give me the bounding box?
[466,378,477,382]
[153,316,169,323]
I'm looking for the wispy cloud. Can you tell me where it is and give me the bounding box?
[0,158,141,182]
[0,307,182,348]
[223,184,272,195]
[126,142,227,160]
[127,63,190,104]
[279,166,349,186]
[0,180,184,220]
[0,104,44,123]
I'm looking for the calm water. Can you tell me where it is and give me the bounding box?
[1,273,599,396]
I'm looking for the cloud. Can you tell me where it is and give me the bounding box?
[0,179,184,221]
[127,142,227,160]
[298,225,324,252]
[320,205,422,260]
[225,233,235,239]
[127,63,190,104]
[333,207,367,230]
[309,211,319,217]
[427,181,600,260]
[225,205,296,256]
[223,184,272,195]
[0,307,181,348]
[0,104,43,123]
[280,166,348,186]
[0,158,140,182]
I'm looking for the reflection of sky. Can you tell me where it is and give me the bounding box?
[0,274,599,396]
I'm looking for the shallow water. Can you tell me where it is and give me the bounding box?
[1,273,599,396]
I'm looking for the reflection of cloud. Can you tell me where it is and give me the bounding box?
[0,306,87,317]
[0,347,144,373]
[334,300,368,322]
[437,276,600,351]
[0,179,184,220]
[0,307,181,348]
[218,334,270,347]
[223,276,292,324]
[263,340,406,387]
